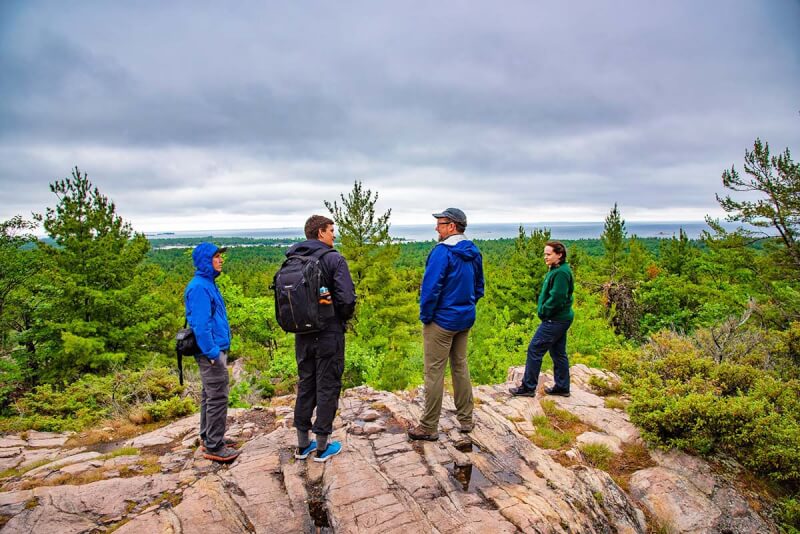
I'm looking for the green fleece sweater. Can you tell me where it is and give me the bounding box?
[537,262,574,321]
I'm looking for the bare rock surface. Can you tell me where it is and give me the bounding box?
[0,366,776,533]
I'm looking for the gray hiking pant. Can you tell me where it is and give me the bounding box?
[419,322,474,432]
[195,351,229,451]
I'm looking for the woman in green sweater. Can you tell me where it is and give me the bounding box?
[510,241,574,397]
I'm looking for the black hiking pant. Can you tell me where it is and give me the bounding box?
[294,329,344,436]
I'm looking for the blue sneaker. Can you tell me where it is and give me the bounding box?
[294,440,317,459]
[313,441,342,463]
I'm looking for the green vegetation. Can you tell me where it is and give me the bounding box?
[579,443,614,471]
[530,399,588,450]
[530,415,573,450]
[101,447,139,459]
[588,375,622,396]
[0,134,798,521]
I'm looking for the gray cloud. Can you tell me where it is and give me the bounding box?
[1,1,798,231]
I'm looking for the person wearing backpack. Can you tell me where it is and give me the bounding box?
[408,208,484,441]
[284,215,356,462]
[184,242,239,462]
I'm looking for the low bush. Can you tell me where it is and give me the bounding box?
[627,349,800,484]
[254,377,275,398]
[776,497,800,533]
[588,375,622,396]
[143,397,196,422]
[228,381,253,409]
[0,367,188,432]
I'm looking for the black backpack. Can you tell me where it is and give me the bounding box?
[272,248,336,333]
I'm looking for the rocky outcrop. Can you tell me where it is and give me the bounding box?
[0,365,776,533]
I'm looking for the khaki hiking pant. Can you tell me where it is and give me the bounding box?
[419,322,474,432]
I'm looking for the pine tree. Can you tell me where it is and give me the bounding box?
[717,138,800,271]
[30,167,172,383]
[490,226,550,324]
[0,217,41,349]
[658,228,699,277]
[0,217,44,405]
[324,181,391,288]
[619,235,654,282]
[325,181,418,389]
[601,203,627,278]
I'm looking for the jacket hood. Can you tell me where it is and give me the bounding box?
[286,239,331,257]
[192,242,221,279]
[441,235,480,261]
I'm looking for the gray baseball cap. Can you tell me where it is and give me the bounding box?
[432,208,467,226]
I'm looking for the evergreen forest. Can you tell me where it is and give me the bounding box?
[1,137,799,528]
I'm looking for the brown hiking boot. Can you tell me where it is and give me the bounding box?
[407,425,438,441]
[203,446,240,462]
[459,422,474,434]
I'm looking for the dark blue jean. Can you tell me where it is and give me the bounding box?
[521,319,572,391]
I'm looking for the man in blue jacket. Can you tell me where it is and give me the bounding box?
[408,208,484,441]
[184,242,238,462]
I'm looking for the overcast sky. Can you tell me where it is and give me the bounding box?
[1,1,798,232]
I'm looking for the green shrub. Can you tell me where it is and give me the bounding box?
[600,346,643,381]
[0,366,185,432]
[628,367,800,483]
[777,497,800,533]
[0,356,24,414]
[228,381,252,409]
[254,377,275,399]
[143,397,196,422]
[588,375,622,396]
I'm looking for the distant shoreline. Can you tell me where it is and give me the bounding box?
[145,220,738,242]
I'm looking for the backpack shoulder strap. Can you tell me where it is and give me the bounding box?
[287,247,335,283]
[313,248,335,285]
[301,247,335,260]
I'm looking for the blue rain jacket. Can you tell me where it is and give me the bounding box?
[419,235,485,331]
[184,242,231,359]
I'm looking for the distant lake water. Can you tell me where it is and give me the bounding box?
[149,221,738,242]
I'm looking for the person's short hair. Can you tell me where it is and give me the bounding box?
[453,221,466,233]
[546,240,567,264]
[305,215,334,240]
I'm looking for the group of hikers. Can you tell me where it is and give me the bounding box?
[183,208,575,463]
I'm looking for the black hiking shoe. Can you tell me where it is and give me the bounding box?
[203,446,240,462]
[200,437,238,452]
[544,386,571,397]
[407,425,439,441]
[509,385,537,397]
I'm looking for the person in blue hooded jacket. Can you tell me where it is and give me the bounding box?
[408,208,485,441]
[184,242,238,462]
